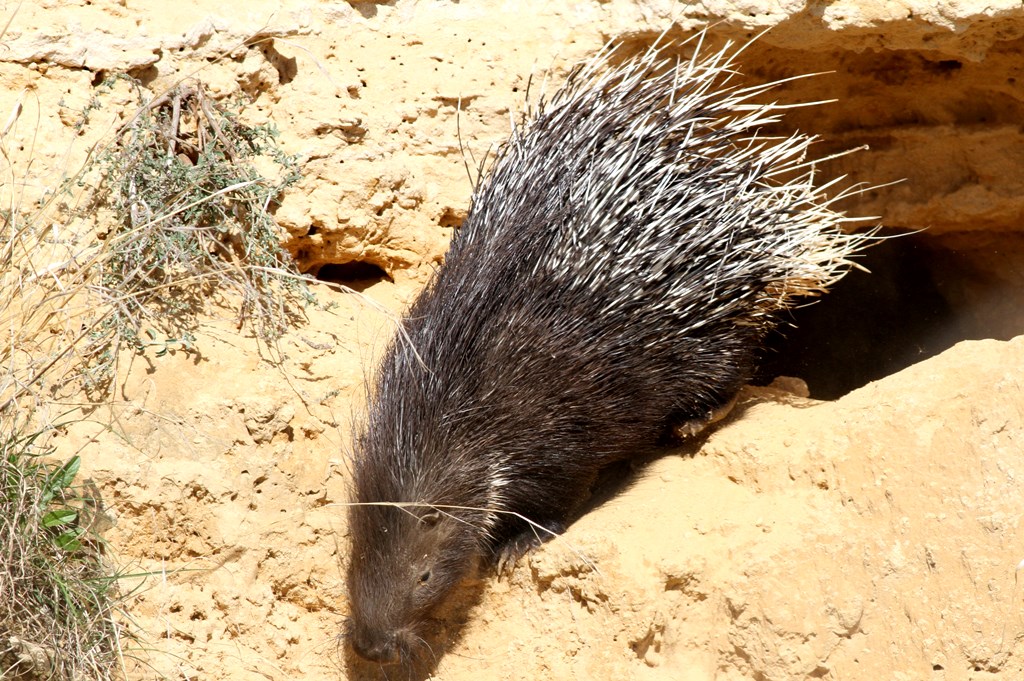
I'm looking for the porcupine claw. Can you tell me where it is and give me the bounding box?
[494,520,566,575]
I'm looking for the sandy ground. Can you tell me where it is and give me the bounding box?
[4,1,1024,679]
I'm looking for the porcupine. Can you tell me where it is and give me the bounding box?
[345,36,869,665]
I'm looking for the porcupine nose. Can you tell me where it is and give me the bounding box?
[351,627,401,665]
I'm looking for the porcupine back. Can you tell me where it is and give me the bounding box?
[345,38,867,666]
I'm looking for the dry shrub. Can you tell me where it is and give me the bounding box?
[0,67,310,678]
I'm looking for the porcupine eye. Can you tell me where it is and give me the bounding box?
[416,511,437,588]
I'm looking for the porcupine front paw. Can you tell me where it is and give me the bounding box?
[494,519,566,575]
[673,393,740,439]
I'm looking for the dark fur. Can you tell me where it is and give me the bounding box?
[345,38,866,666]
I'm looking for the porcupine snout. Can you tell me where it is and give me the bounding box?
[347,617,408,665]
[344,578,409,665]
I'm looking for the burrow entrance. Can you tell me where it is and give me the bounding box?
[757,230,1024,399]
[312,261,391,293]
[740,37,1024,399]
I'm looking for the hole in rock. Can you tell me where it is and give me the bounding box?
[757,231,1024,400]
[314,261,390,292]
[438,207,464,229]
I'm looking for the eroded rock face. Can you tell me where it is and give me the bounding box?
[11,1,1024,679]
[11,1,1024,282]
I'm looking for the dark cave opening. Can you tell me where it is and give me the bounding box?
[314,261,391,292]
[757,231,1024,400]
